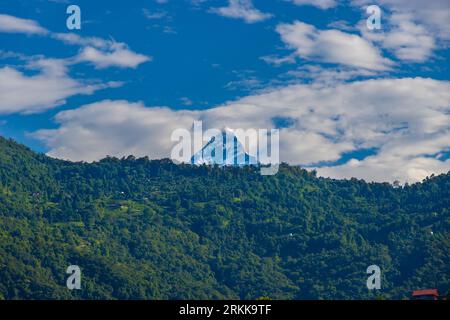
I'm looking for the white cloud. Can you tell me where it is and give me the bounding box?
[284,1,446,64]
[52,32,111,48]
[211,0,272,24]
[318,144,450,184]
[283,1,445,64]
[52,32,151,68]
[142,7,176,34]
[288,0,337,9]
[33,77,450,183]
[0,14,48,35]
[142,8,168,20]
[0,14,151,70]
[284,65,380,85]
[53,32,151,69]
[260,54,297,66]
[0,14,150,115]
[360,13,435,62]
[327,20,356,32]
[76,44,151,69]
[353,0,450,41]
[381,14,435,62]
[0,58,120,114]
[179,97,194,106]
[34,100,198,161]
[276,21,393,70]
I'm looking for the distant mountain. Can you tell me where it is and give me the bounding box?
[191,129,257,166]
[0,136,449,300]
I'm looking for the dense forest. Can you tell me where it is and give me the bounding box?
[0,136,448,300]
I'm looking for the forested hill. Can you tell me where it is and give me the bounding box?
[0,136,449,300]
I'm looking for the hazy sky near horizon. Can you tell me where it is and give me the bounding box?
[0,0,450,183]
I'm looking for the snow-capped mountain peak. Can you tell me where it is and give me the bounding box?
[191,130,257,166]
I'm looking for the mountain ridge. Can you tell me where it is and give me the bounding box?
[0,136,449,299]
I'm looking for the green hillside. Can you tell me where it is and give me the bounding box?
[0,136,448,299]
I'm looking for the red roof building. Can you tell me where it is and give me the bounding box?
[412,289,439,300]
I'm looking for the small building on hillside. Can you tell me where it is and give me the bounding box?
[412,289,439,300]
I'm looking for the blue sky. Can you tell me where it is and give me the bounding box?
[0,0,450,183]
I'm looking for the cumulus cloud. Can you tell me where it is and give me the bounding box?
[51,32,111,48]
[276,21,393,70]
[0,58,121,114]
[0,14,48,35]
[318,141,450,184]
[360,13,436,63]
[0,14,149,114]
[0,14,151,70]
[34,100,198,161]
[289,1,445,63]
[380,14,435,62]
[211,0,272,24]
[33,77,450,183]
[53,32,151,69]
[76,45,151,69]
[353,0,450,41]
[284,65,380,85]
